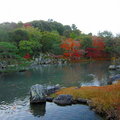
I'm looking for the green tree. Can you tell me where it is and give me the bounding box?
[0,29,9,42]
[71,24,77,30]
[98,31,113,38]
[70,30,81,39]
[30,20,65,35]
[0,22,23,42]
[30,20,52,32]
[0,42,20,65]
[70,24,81,39]
[9,29,29,45]
[52,42,64,55]
[77,34,93,49]
[63,25,72,38]
[8,26,43,57]
[98,31,114,55]
[21,27,42,42]
[40,31,61,53]
[19,40,42,56]
[114,34,120,56]
[0,22,22,31]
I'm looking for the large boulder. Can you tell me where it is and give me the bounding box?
[46,97,54,102]
[30,84,46,103]
[109,65,120,70]
[46,84,60,95]
[116,65,120,69]
[30,84,60,104]
[77,98,88,104]
[108,65,116,70]
[53,94,73,105]
[110,74,120,81]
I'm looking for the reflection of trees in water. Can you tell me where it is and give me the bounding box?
[30,103,46,117]
[61,62,111,86]
[62,64,82,86]
[80,74,94,84]
[88,62,105,79]
[29,65,65,85]
[0,62,113,103]
[61,63,94,86]
[87,61,110,86]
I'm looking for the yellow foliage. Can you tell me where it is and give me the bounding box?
[54,83,120,118]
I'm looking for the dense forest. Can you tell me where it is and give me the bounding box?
[0,19,120,65]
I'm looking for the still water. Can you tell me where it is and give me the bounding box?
[0,61,117,120]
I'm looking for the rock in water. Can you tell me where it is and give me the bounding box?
[46,84,60,95]
[77,98,88,104]
[108,65,116,70]
[116,65,120,69]
[46,97,54,102]
[110,74,120,81]
[30,84,46,103]
[53,94,73,105]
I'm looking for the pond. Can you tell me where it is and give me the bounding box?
[0,61,118,120]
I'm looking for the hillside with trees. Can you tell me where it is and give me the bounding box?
[0,20,120,68]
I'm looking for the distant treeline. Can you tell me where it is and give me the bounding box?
[0,19,120,63]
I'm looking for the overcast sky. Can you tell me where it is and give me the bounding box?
[0,0,120,35]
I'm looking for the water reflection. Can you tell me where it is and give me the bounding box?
[0,98,104,120]
[0,62,114,120]
[30,103,46,117]
[0,61,117,104]
[29,102,103,120]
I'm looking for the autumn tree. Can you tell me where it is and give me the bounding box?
[85,36,109,59]
[60,38,82,58]
[92,36,105,50]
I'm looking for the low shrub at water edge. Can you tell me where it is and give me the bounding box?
[0,61,31,73]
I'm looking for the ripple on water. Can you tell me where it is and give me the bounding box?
[0,98,103,120]
[0,63,110,120]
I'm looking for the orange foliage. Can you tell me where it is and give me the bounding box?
[60,37,110,61]
[61,38,81,51]
[60,38,82,58]
[85,36,109,59]
[92,36,105,50]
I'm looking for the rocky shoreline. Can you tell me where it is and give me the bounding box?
[0,53,68,74]
[30,84,89,105]
[30,83,120,120]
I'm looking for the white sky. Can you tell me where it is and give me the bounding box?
[0,0,120,35]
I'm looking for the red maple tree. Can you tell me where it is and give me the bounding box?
[23,53,31,59]
[85,36,108,58]
[92,36,105,50]
[60,38,82,58]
